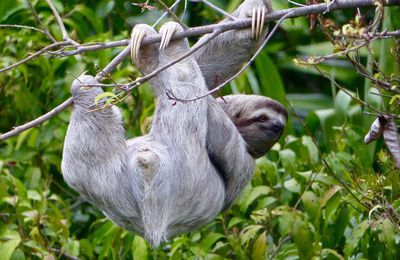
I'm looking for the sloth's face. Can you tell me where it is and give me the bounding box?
[224,96,287,158]
[237,107,286,158]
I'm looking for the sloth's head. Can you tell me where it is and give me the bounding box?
[218,94,287,158]
[70,74,103,107]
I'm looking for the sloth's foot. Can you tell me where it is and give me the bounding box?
[250,5,266,40]
[130,24,158,64]
[159,22,184,50]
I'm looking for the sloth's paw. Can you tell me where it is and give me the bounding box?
[250,5,266,39]
[130,24,158,64]
[159,22,184,50]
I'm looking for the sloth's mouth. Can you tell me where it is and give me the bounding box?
[259,127,283,139]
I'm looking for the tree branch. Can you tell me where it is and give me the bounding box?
[4,0,398,60]
[0,41,69,73]
[45,0,79,45]
[1,0,399,142]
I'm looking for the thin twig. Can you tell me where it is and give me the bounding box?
[167,10,294,102]
[287,0,306,7]
[26,0,57,42]
[98,28,223,104]
[155,0,189,29]
[50,248,80,260]
[11,0,400,60]
[0,99,73,141]
[191,0,238,20]
[314,65,386,114]
[0,41,70,73]
[0,45,132,141]
[270,235,291,259]
[1,0,400,141]
[153,0,182,27]
[0,24,46,34]
[45,0,79,45]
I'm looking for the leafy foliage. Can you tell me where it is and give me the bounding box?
[1,0,399,259]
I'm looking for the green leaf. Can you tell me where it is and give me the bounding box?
[376,219,396,255]
[241,186,272,212]
[254,50,286,104]
[344,220,371,257]
[228,217,243,229]
[301,191,319,221]
[0,228,21,260]
[321,248,344,260]
[279,149,296,173]
[301,136,319,164]
[27,190,41,201]
[324,190,342,225]
[132,236,148,260]
[320,186,342,209]
[94,92,117,105]
[283,179,301,194]
[252,231,267,259]
[96,1,115,18]
[334,90,352,123]
[73,4,104,33]
[240,225,263,246]
[297,41,333,56]
[26,167,41,190]
[79,239,94,259]
[199,232,224,252]
[292,218,314,259]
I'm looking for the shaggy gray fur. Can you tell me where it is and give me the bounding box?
[62,0,287,247]
[62,23,254,247]
[193,0,273,90]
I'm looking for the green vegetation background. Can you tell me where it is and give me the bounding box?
[0,0,399,259]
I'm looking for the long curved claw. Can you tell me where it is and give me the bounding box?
[159,22,178,51]
[259,6,266,39]
[251,6,266,40]
[251,7,257,39]
[130,28,146,64]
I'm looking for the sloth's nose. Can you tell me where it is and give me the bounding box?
[272,120,284,133]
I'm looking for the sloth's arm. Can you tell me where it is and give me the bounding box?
[61,75,129,210]
[207,97,255,209]
[193,0,273,90]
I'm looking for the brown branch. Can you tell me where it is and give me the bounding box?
[0,24,46,34]
[0,99,73,142]
[50,248,80,260]
[123,29,222,91]
[152,0,182,27]
[45,0,79,45]
[1,0,400,141]
[166,10,293,102]
[26,0,57,42]
[0,41,70,73]
[191,0,238,20]
[10,0,400,59]
[0,45,132,141]
[270,235,291,259]
[154,0,188,29]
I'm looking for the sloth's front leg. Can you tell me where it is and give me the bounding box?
[234,0,271,40]
[193,0,272,90]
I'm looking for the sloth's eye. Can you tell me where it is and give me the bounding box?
[257,115,269,122]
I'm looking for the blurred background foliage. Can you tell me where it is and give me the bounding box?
[0,0,400,259]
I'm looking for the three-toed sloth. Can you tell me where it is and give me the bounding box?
[62,0,287,246]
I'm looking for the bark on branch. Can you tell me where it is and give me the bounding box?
[0,0,399,142]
